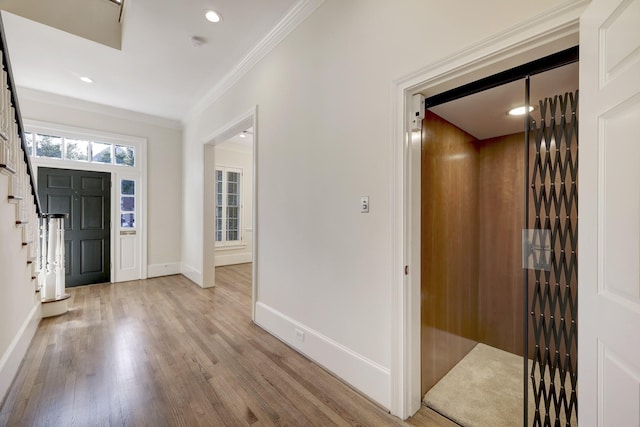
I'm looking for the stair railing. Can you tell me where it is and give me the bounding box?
[1,13,43,290]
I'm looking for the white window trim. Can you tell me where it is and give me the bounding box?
[26,127,137,167]
[215,165,243,247]
[215,243,248,251]
[24,119,148,283]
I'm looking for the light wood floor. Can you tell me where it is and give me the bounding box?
[0,264,457,426]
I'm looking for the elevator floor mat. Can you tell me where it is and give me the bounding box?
[423,343,576,427]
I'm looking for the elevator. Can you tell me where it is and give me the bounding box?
[420,47,579,427]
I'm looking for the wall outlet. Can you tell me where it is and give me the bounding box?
[294,328,305,342]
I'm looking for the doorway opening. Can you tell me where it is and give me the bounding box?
[419,49,578,426]
[213,128,254,267]
[203,107,258,320]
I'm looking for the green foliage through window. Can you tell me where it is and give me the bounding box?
[25,132,135,167]
[65,139,89,161]
[92,142,112,164]
[121,180,135,195]
[115,145,135,166]
[35,134,62,159]
[24,133,33,156]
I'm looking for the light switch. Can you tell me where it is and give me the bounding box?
[360,196,369,213]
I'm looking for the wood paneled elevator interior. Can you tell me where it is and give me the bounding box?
[420,110,526,393]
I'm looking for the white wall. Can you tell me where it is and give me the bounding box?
[17,88,183,277]
[212,140,253,267]
[0,174,40,404]
[181,0,566,409]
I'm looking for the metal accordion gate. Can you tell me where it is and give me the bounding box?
[525,85,579,427]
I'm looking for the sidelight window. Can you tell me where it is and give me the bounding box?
[121,179,135,228]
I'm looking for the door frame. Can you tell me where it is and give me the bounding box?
[27,120,148,284]
[202,106,258,320]
[389,1,589,419]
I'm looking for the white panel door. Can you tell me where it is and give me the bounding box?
[579,0,640,425]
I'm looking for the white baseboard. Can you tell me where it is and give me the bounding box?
[254,302,390,409]
[214,252,252,267]
[180,263,203,287]
[147,262,182,278]
[0,303,40,405]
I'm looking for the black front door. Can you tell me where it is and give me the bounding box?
[38,167,111,287]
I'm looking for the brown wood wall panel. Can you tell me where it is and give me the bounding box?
[476,132,525,356]
[421,113,533,395]
[421,111,479,394]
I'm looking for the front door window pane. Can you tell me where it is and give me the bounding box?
[121,197,135,212]
[115,145,135,166]
[25,133,33,156]
[65,138,89,161]
[35,134,62,159]
[121,213,135,228]
[27,132,138,169]
[121,180,135,195]
[120,179,135,229]
[92,142,112,164]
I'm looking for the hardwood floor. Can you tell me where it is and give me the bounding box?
[0,264,457,426]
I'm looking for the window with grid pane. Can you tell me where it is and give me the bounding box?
[121,179,135,228]
[215,167,242,244]
[25,131,135,167]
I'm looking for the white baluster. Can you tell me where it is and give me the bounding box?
[38,215,48,292]
[55,218,65,298]
[43,215,68,300]
[44,216,58,300]
[30,197,38,260]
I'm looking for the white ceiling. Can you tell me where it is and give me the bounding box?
[429,61,579,140]
[2,1,577,131]
[1,0,298,121]
[219,127,253,152]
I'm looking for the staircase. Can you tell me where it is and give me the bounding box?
[0,13,44,406]
[0,17,41,292]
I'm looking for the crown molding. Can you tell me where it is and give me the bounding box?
[183,0,326,125]
[17,86,183,130]
[395,0,588,91]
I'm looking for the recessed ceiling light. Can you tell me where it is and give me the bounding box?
[507,105,534,116]
[239,133,246,138]
[80,76,93,83]
[204,10,222,23]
